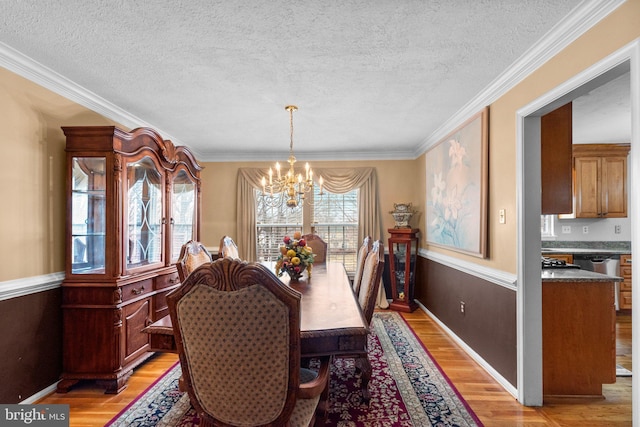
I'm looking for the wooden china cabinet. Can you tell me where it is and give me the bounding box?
[57,126,202,394]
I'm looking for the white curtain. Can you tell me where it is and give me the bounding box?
[236,167,389,308]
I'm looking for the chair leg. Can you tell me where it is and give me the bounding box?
[355,355,372,404]
[318,356,332,418]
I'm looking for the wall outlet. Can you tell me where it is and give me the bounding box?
[561,225,571,234]
[582,226,589,234]
[460,301,465,314]
[615,225,621,234]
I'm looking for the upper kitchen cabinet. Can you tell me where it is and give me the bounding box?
[573,143,630,218]
[541,103,573,215]
[59,126,202,394]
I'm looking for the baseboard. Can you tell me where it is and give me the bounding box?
[416,300,519,399]
[20,382,59,404]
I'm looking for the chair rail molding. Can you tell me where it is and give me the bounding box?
[0,272,64,301]
[419,249,517,291]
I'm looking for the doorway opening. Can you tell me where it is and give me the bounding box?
[517,41,638,423]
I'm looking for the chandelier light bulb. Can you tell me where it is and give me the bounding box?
[260,105,321,208]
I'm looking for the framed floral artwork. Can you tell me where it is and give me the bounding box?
[425,107,489,258]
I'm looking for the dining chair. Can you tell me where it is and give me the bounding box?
[352,236,372,296]
[176,240,213,282]
[218,235,240,259]
[340,239,384,403]
[303,233,327,264]
[167,258,329,427]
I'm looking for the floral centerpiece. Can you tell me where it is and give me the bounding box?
[275,231,315,281]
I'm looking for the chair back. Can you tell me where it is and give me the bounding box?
[357,240,385,325]
[218,235,240,259]
[176,240,213,282]
[352,236,372,295]
[303,233,327,264]
[167,258,302,426]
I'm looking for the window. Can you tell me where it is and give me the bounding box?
[256,186,359,274]
[311,187,359,272]
[541,215,555,239]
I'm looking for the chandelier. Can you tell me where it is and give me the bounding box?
[261,105,323,208]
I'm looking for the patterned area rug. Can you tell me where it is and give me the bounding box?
[107,311,482,426]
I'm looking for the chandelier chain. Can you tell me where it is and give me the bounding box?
[289,106,295,153]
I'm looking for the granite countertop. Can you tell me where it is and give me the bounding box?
[540,241,631,255]
[542,268,623,282]
[541,247,631,255]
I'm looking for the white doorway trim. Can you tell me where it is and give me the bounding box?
[516,39,639,425]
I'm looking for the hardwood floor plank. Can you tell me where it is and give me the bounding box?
[37,309,632,426]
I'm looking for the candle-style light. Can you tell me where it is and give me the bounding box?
[261,105,323,208]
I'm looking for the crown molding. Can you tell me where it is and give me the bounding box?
[1,0,626,162]
[0,42,185,146]
[198,148,417,162]
[414,0,627,157]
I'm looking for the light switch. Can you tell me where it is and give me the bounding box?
[499,209,506,224]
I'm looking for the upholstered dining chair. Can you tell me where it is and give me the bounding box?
[340,240,384,403]
[352,236,372,296]
[176,240,213,282]
[167,258,329,427]
[218,235,240,259]
[302,233,327,264]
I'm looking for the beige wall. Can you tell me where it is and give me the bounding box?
[425,1,639,273]
[1,0,637,280]
[199,159,421,249]
[0,68,119,281]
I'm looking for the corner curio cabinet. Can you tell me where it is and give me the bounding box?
[388,228,419,313]
[58,126,202,394]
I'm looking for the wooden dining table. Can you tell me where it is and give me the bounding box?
[144,261,370,358]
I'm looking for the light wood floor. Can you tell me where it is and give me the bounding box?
[37,309,632,426]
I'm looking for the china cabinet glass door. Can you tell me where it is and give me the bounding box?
[126,156,163,269]
[71,157,106,274]
[170,169,196,263]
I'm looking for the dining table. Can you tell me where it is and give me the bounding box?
[144,261,370,358]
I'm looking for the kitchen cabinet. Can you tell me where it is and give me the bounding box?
[57,126,202,394]
[543,278,616,397]
[541,102,573,214]
[573,143,630,218]
[620,254,632,310]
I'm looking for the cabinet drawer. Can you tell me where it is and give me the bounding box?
[620,279,632,292]
[121,279,153,303]
[620,254,631,266]
[155,271,180,290]
[619,291,632,309]
[152,286,179,321]
[620,266,632,277]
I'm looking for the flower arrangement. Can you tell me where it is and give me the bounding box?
[275,231,315,281]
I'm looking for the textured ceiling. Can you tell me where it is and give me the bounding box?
[1,0,593,161]
[573,71,631,144]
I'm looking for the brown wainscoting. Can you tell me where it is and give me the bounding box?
[0,288,63,403]
[416,256,517,387]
